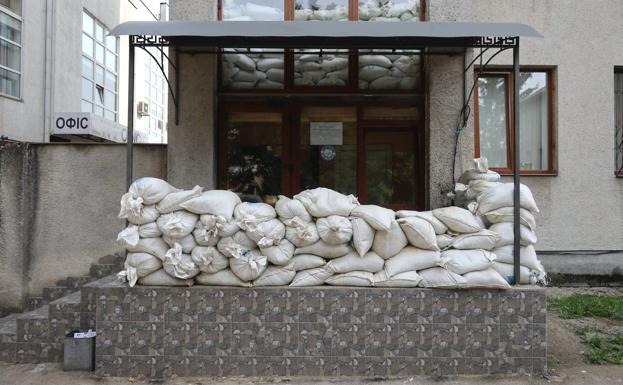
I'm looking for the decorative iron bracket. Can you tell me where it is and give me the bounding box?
[473,36,518,48]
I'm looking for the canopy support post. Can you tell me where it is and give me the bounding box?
[512,40,521,284]
[126,36,136,189]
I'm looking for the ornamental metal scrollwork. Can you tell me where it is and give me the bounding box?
[130,35,170,46]
[474,36,518,48]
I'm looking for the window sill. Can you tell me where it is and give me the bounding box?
[0,93,23,102]
[496,171,558,177]
[616,172,623,178]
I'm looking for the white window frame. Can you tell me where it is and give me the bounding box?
[140,46,167,140]
[0,3,23,100]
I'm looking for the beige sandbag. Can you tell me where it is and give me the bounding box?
[397,217,439,251]
[118,223,162,246]
[451,229,499,250]
[163,243,200,279]
[289,267,334,287]
[458,169,501,185]
[245,218,285,248]
[118,178,178,220]
[484,207,537,231]
[316,215,353,245]
[260,238,295,265]
[351,217,375,256]
[287,254,326,271]
[163,234,197,254]
[372,220,408,259]
[285,218,320,247]
[138,269,194,287]
[195,269,251,287]
[193,214,238,245]
[120,252,162,287]
[462,268,511,289]
[373,270,422,287]
[418,267,467,288]
[466,180,502,200]
[432,206,483,234]
[193,225,219,247]
[359,55,393,68]
[157,211,198,238]
[491,262,535,284]
[436,234,455,250]
[253,265,296,286]
[476,183,540,214]
[234,202,277,230]
[125,237,169,260]
[396,210,447,235]
[191,246,229,274]
[217,231,256,257]
[326,251,384,274]
[369,76,401,89]
[325,271,374,287]
[350,205,395,231]
[493,245,541,271]
[138,222,162,238]
[156,185,203,214]
[294,240,353,259]
[293,187,359,217]
[384,247,441,276]
[489,222,538,247]
[180,190,241,219]
[275,195,312,223]
[124,204,160,225]
[439,249,496,274]
[229,249,268,281]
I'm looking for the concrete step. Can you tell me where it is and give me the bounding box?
[0,315,18,363]
[42,286,72,303]
[55,275,91,290]
[23,297,45,312]
[89,263,121,279]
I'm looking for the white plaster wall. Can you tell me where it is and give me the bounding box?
[473,0,623,251]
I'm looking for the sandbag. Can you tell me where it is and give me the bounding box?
[260,238,295,265]
[436,234,455,249]
[195,269,251,287]
[230,249,267,281]
[351,217,375,256]
[253,265,296,286]
[462,268,511,289]
[256,79,284,90]
[359,55,393,68]
[369,76,401,89]
[118,178,178,219]
[217,231,256,258]
[245,218,285,247]
[484,207,537,231]
[317,77,346,87]
[493,245,541,271]
[266,68,284,82]
[224,53,256,71]
[396,210,447,235]
[418,267,467,289]
[117,225,140,247]
[489,222,538,247]
[138,269,194,287]
[458,169,501,185]
[350,205,394,231]
[451,229,499,250]
[125,237,169,260]
[373,270,422,288]
[275,195,312,223]
[256,58,284,71]
[233,69,266,83]
[432,206,483,234]
[316,215,353,245]
[285,218,320,247]
[120,252,162,287]
[163,234,197,254]
[466,180,502,200]
[326,251,384,274]
[193,215,222,246]
[156,211,198,238]
[287,254,326,271]
[491,262,535,284]
[244,2,283,20]
[123,205,159,225]
[156,185,203,214]
[320,57,349,72]
[179,190,241,219]
[138,222,162,238]
[384,247,441,277]
[294,240,353,259]
[476,183,540,214]
[289,267,334,287]
[163,243,200,279]
[397,217,439,251]
[439,249,496,274]
[234,202,277,230]
[294,187,359,217]
[359,66,387,83]
[191,246,229,274]
[325,271,374,287]
[371,220,408,259]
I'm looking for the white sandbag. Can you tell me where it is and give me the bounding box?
[244,2,283,20]
[256,58,284,71]
[157,211,198,238]
[484,207,537,231]
[396,210,447,235]
[439,249,496,274]
[287,254,326,271]
[320,57,349,72]
[294,77,315,86]
[125,237,169,260]
[275,195,312,223]
[458,169,501,185]
[156,185,203,214]
[359,55,393,68]
[123,204,159,225]
[369,76,401,89]
[326,271,374,287]
[245,218,285,247]
[297,61,322,72]
[466,180,502,200]
[125,177,178,207]
[462,268,511,289]
[191,246,229,274]
[163,234,196,254]
[290,267,334,287]
[436,234,455,249]
[326,251,384,274]
[373,270,422,287]
[351,217,375,256]
[224,53,256,71]
[317,77,346,87]
[472,157,489,172]
[316,215,353,245]
[229,81,258,89]
[256,79,283,89]
[493,245,541,271]
[163,243,200,279]
[230,249,267,281]
[372,220,408,259]
[359,65,389,82]
[195,269,251,287]
[399,11,416,21]
[138,222,161,238]
[432,206,483,234]
[397,217,439,251]
[491,262,535,284]
[309,7,347,20]
[350,205,394,231]
[294,187,359,217]
[297,54,320,62]
[476,183,540,214]
[418,267,467,289]
[294,240,353,259]
[358,2,382,20]
[138,269,194,287]
[234,202,277,230]
[393,56,419,75]
[253,265,296,286]
[326,68,348,81]
[117,225,140,247]
[489,222,538,247]
[399,76,418,89]
[233,69,267,82]
[265,68,284,82]
[193,215,223,246]
[179,190,241,219]
[217,218,240,237]
[359,80,369,89]
[260,238,295,265]
[285,218,320,247]
[217,231,256,258]
[193,228,218,247]
[120,252,162,287]
[384,247,441,276]
[451,229,499,250]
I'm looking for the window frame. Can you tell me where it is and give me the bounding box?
[474,66,556,176]
[615,67,623,177]
[0,2,23,100]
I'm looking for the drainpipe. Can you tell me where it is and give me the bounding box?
[43,0,55,141]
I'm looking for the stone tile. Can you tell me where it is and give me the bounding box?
[492,357,532,375]
[48,319,73,343]
[196,355,227,377]
[264,322,298,356]
[500,291,532,324]
[500,323,532,358]
[95,321,130,356]
[197,288,231,323]
[15,342,61,363]
[465,290,499,324]
[432,291,466,324]
[231,322,264,356]
[80,287,98,313]
[131,322,164,356]
[298,289,333,323]
[230,289,266,323]
[162,355,196,378]
[228,356,257,376]
[197,323,231,356]
[532,323,547,358]
[0,342,16,363]
[265,289,299,323]
[16,319,49,342]
[80,312,95,330]
[431,357,464,376]
[399,323,432,357]
[165,289,200,323]
[96,355,129,377]
[129,355,165,379]
[365,323,400,357]
[332,323,365,357]
[399,290,433,324]
[96,288,131,322]
[255,356,297,376]
[164,322,197,356]
[333,289,365,324]
[294,356,333,376]
[366,290,400,324]
[131,288,166,322]
[365,356,400,377]
[432,324,465,358]
[299,322,332,356]
[330,356,366,376]
[396,357,432,376]
[465,323,499,357]
[463,357,494,375]
[532,292,547,324]
[532,357,547,374]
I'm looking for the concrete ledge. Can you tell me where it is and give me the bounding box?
[539,252,623,276]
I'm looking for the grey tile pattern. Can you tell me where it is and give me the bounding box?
[94,286,547,378]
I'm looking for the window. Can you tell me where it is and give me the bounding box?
[140,47,167,140]
[616,69,623,176]
[474,68,555,174]
[81,11,118,121]
[0,0,21,98]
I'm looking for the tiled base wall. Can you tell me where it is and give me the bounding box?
[94,283,546,378]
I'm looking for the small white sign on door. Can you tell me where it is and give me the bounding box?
[310,122,343,145]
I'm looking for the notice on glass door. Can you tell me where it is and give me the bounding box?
[310,122,343,145]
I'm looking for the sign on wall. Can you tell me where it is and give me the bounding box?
[310,122,343,145]
[52,112,126,143]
